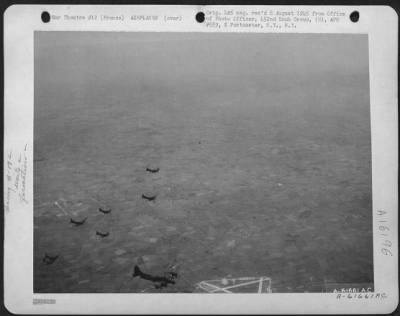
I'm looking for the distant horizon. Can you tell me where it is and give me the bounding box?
[33,31,372,293]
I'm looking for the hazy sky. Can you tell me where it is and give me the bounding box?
[35,31,369,82]
[34,32,369,117]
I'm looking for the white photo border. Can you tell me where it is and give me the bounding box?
[3,5,398,314]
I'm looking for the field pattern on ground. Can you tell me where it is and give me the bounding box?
[34,33,372,293]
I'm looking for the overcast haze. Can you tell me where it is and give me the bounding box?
[34,32,372,293]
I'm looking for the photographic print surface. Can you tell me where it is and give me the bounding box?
[34,32,373,293]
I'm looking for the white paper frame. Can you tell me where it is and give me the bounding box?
[3,5,398,314]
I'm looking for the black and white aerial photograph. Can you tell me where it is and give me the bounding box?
[34,32,373,293]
